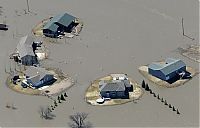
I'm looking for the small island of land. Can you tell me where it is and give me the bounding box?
[138,58,198,88]
[6,67,74,96]
[85,74,143,106]
[32,12,83,38]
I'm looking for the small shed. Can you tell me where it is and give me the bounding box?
[110,74,128,81]
[35,49,46,60]
[43,13,76,38]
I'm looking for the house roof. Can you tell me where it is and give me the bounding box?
[25,66,53,84]
[123,80,132,88]
[43,13,76,31]
[99,79,132,92]
[43,22,59,32]
[28,75,41,85]
[100,82,126,92]
[148,58,186,75]
[16,35,35,57]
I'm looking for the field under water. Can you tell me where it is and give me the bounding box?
[0,0,199,127]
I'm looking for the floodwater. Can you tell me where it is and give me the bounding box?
[0,0,199,127]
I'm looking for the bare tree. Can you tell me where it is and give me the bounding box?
[9,60,14,76]
[11,103,17,110]
[4,65,9,74]
[68,112,92,128]
[38,106,55,120]
[38,106,45,118]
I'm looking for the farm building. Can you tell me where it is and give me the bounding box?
[99,80,133,99]
[15,35,38,66]
[148,58,186,81]
[43,13,77,38]
[22,66,56,88]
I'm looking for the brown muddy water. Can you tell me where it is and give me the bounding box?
[0,0,199,127]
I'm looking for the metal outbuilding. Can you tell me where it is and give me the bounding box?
[43,13,76,38]
[148,58,186,81]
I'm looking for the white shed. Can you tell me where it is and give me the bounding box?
[110,74,128,81]
[35,50,47,60]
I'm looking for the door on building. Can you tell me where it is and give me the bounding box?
[110,92,116,98]
[106,92,110,98]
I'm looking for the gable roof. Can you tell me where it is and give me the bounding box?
[148,58,186,75]
[25,66,53,83]
[43,13,76,31]
[27,75,41,84]
[43,23,59,32]
[100,82,125,92]
[16,35,35,57]
[54,13,76,26]
[123,80,132,88]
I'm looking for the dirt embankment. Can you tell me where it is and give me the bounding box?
[85,75,143,106]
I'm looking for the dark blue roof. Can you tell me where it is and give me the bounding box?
[43,13,76,31]
[100,82,125,92]
[148,58,186,75]
[99,80,132,92]
[43,23,59,32]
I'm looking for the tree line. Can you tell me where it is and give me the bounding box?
[142,80,180,115]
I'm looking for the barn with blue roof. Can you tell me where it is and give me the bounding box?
[43,13,77,38]
[148,58,186,81]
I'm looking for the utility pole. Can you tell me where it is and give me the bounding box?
[181,18,185,36]
[181,18,195,41]
[26,0,30,12]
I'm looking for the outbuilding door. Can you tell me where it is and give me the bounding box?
[110,92,116,98]
[106,92,110,98]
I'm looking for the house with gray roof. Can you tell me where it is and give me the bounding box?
[99,80,133,99]
[148,58,186,81]
[22,66,55,88]
[16,35,38,66]
[43,13,77,38]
